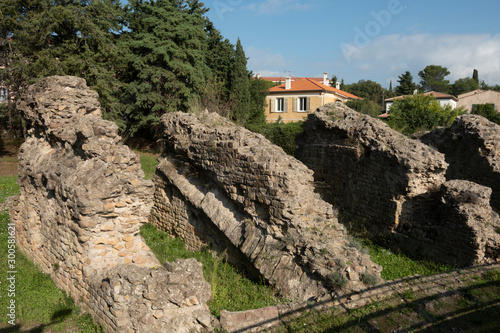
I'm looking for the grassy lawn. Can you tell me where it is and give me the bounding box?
[140,223,283,317]
[0,196,103,332]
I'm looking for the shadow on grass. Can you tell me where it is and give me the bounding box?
[230,263,500,333]
[0,308,73,333]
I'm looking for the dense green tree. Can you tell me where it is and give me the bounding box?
[331,75,338,87]
[0,0,126,134]
[346,99,382,117]
[473,69,479,85]
[205,21,234,94]
[246,77,270,127]
[388,94,463,135]
[344,80,385,106]
[340,79,345,91]
[389,80,393,93]
[471,104,500,125]
[451,77,479,96]
[118,0,210,138]
[395,71,417,96]
[418,65,451,93]
[229,38,251,126]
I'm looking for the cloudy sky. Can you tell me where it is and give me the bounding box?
[204,0,500,88]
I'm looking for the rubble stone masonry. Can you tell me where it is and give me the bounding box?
[150,111,382,301]
[10,76,214,332]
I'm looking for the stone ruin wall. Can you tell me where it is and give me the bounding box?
[296,103,500,267]
[149,111,382,301]
[10,76,214,332]
[420,114,500,213]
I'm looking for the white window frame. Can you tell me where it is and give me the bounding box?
[276,98,284,112]
[298,97,307,112]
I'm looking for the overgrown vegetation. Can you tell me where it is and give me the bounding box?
[471,103,500,125]
[139,223,283,317]
[387,94,464,135]
[136,151,159,180]
[248,121,303,155]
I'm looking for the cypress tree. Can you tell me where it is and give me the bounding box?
[230,38,251,126]
[472,69,479,85]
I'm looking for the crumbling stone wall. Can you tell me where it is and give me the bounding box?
[11,76,214,332]
[396,180,500,266]
[295,103,448,235]
[420,115,500,213]
[150,111,382,301]
[296,104,500,266]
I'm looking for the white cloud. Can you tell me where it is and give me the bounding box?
[246,46,289,76]
[246,0,312,15]
[340,33,500,85]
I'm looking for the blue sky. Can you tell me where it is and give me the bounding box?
[203,0,500,88]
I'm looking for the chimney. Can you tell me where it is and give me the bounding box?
[335,81,340,90]
[323,72,329,86]
[256,73,261,79]
[285,76,292,90]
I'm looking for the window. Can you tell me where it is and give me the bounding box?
[298,97,307,112]
[276,98,284,112]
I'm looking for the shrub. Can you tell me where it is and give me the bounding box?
[247,121,303,155]
[388,94,464,135]
[327,271,348,288]
[471,104,500,125]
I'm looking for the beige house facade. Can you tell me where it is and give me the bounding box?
[457,89,500,113]
[265,77,361,123]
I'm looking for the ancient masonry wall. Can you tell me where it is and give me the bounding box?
[296,104,500,266]
[149,111,382,301]
[11,76,214,332]
[420,114,500,213]
[295,103,448,235]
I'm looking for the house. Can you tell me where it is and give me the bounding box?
[384,91,458,113]
[456,89,500,113]
[265,76,361,123]
[256,72,333,86]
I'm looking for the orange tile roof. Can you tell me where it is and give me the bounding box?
[268,78,361,100]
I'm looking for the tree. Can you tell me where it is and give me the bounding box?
[395,71,417,96]
[344,80,385,107]
[229,38,251,126]
[246,76,270,127]
[118,0,211,139]
[471,104,500,125]
[0,0,126,135]
[451,77,479,96]
[389,80,393,93]
[473,69,479,85]
[346,99,382,117]
[418,65,451,93]
[331,75,338,87]
[388,94,463,135]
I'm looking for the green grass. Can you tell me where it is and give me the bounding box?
[140,223,283,317]
[0,177,102,332]
[364,240,453,280]
[0,175,19,203]
[0,212,103,332]
[136,151,159,180]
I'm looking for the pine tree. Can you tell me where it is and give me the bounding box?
[395,71,417,96]
[230,38,251,126]
[119,0,210,138]
[418,65,451,93]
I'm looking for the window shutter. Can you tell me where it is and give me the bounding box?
[270,98,275,113]
[306,97,311,112]
[283,98,288,113]
[292,98,297,112]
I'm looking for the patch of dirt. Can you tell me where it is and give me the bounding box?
[0,137,22,177]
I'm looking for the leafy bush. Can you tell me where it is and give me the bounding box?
[346,99,383,117]
[387,94,463,135]
[247,121,303,155]
[471,104,500,125]
[327,271,348,288]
